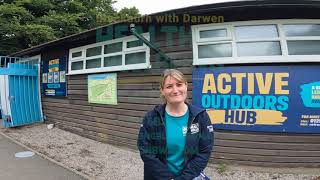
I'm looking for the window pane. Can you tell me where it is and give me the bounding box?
[200,29,227,39]
[287,40,320,55]
[71,61,83,70]
[198,43,232,58]
[283,24,320,36]
[86,46,101,57]
[72,51,82,58]
[86,58,101,69]
[104,42,122,54]
[104,55,122,67]
[127,40,143,48]
[237,42,281,56]
[125,52,146,65]
[235,25,278,40]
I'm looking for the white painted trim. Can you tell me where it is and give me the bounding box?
[67,63,151,75]
[0,75,11,118]
[37,63,44,120]
[0,76,7,116]
[278,24,289,57]
[5,76,11,119]
[68,33,150,75]
[193,55,320,66]
[192,26,198,63]
[192,19,320,65]
[230,25,237,58]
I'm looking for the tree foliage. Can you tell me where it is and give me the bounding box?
[0,0,140,55]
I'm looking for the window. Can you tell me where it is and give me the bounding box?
[198,43,232,58]
[72,51,82,58]
[86,46,101,57]
[192,20,320,65]
[125,52,146,65]
[68,33,150,75]
[71,61,83,70]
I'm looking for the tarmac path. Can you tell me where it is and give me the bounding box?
[0,133,85,180]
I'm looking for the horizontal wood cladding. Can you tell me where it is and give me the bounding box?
[46,111,141,129]
[212,130,320,167]
[67,89,192,98]
[215,131,320,143]
[151,59,193,68]
[152,30,191,44]
[42,100,154,112]
[214,146,320,157]
[68,74,192,84]
[45,108,141,124]
[55,122,137,149]
[68,83,193,91]
[40,24,320,168]
[67,96,161,105]
[69,83,156,90]
[47,115,138,141]
[43,104,146,118]
[150,51,193,61]
[214,153,320,163]
[214,139,320,151]
[211,159,320,168]
[68,89,159,97]
[67,68,193,80]
[46,113,139,135]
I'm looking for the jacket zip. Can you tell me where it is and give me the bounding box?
[183,110,205,166]
[156,110,168,163]
[184,115,195,166]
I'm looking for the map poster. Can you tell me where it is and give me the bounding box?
[88,73,117,105]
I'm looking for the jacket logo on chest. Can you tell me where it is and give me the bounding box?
[190,123,199,134]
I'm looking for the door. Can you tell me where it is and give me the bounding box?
[0,56,43,128]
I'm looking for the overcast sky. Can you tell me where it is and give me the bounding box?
[114,0,239,15]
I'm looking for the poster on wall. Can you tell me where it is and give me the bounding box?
[192,65,320,133]
[42,57,67,96]
[88,73,117,105]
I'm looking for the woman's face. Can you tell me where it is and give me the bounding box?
[161,76,187,105]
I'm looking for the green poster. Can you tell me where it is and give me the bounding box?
[88,73,117,105]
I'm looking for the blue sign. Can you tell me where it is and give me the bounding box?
[42,57,67,96]
[192,65,320,133]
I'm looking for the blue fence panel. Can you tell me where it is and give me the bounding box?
[1,61,43,128]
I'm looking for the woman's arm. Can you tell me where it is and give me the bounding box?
[175,112,214,180]
[137,115,176,180]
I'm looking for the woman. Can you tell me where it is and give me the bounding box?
[137,69,214,180]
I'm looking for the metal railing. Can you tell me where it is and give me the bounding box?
[0,56,20,68]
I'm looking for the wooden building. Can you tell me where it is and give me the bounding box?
[12,0,320,167]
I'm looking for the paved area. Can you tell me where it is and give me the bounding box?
[1,120,320,180]
[0,131,85,180]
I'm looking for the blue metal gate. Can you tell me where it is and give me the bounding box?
[0,56,43,128]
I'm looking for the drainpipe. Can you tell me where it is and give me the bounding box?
[129,24,173,68]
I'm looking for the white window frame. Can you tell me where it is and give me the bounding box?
[68,33,150,75]
[192,19,320,65]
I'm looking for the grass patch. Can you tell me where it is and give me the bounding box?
[217,163,227,174]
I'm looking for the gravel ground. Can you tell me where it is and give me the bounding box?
[0,123,319,180]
